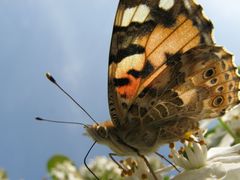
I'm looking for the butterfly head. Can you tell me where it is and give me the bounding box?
[85,120,115,144]
[85,121,135,155]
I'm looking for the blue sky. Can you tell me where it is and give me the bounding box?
[0,0,240,179]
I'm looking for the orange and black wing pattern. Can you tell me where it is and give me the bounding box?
[108,0,215,127]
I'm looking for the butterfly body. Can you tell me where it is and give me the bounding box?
[86,120,167,156]
[87,118,197,156]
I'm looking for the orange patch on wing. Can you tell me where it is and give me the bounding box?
[148,19,199,68]
[181,35,200,52]
[146,15,187,57]
[116,75,141,99]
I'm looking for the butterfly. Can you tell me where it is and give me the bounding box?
[80,0,240,179]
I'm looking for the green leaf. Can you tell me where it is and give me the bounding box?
[164,176,170,180]
[0,169,8,180]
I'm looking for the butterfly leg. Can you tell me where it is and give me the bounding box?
[109,137,158,179]
[110,153,158,179]
[137,153,158,180]
[155,152,180,172]
[84,141,100,180]
[110,153,140,177]
[109,153,129,174]
[109,153,122,169]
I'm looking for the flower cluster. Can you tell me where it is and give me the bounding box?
[45,106,240,180]
[117,156,171,180]
[171,137,240,180]
[75,106,240,180]
[48,155,82,180]
[79,156,122,180]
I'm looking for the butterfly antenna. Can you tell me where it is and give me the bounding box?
[46,73,99,125]
[84,141,99,180]
[35,117,88,128]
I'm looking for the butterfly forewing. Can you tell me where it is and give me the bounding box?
[108,0,216,127]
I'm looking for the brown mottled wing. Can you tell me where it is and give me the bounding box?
[129,45,240,130]
[108,0,214,127]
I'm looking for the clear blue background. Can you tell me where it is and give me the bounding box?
[0,0,239,179]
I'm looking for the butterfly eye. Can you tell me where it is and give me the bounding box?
[203,68,215,79]
[96,126,108,138]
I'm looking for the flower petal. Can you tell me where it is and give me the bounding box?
[173,162,226,180]
[171,148,191,169]
[209,155,240,164]
[218,134,234,147]
[192,142,207,167]
[185,143,201,168]
[221,162,240,180]
[208,144,240,160]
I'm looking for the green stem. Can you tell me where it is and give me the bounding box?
[218,118,240,144]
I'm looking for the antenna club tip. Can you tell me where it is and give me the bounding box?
[46,72,56,84]
[35,117,43,120]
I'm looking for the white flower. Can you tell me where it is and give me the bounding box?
[222,105,240,138]
[79,156,122,179]
[205,126,234,147]
[222,105,240,122]
[227,120,240,134]
[50,161,82,180]
[171,139,240,180]
[204,106,240,147]
[121,156,172,180]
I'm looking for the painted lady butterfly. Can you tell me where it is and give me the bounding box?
[85,0,240,179]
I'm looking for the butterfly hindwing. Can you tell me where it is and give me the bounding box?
[129,46,240,131]
[108,0,214,127]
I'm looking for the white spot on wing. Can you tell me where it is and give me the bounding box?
[132,5,150,23]
[122,7,137,27]
[159,0,175,10]
[183,0,191,10]
[115,54,145,78]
